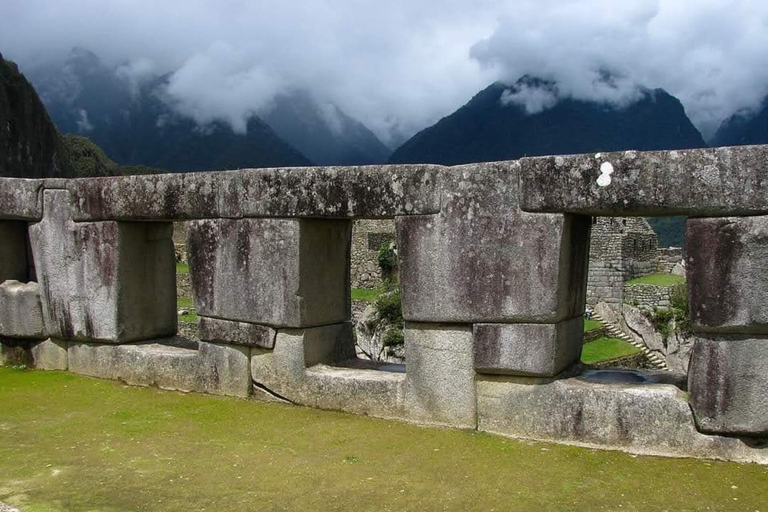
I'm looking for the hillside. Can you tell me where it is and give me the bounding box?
[0,53,73,178]
[389,78,706,165]
[713,97,768,147]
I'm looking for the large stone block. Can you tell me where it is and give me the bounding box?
[68,339,250,397]
[0,178,42,220]
[188,218,350,327]
[0,280,45,338]
[250,323,405,418]
[67,165,442,221]
[688,336,768,436]
[403,322,476,428]
[474,317,583,376]
[398,162,590,323]
[198,316,276,348]
[521,145,768,216]
[30,338,68,370]
[0,221,29,282]
[29,190,176,343]
[477,374,767,463]
[688,216,768,334]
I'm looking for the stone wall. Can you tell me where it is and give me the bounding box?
[623,283,672,309]
[3,145,768,463]
[586,217,659,307]
[350,219,395,289]
[656,247,683,273]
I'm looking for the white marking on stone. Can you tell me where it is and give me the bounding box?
[597,161,614,187]
[595,153,602,159]
[555,156,565,167]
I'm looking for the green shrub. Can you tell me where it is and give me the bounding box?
[382,328,405,347]
[374,287,403,328]
[377,242,398,277]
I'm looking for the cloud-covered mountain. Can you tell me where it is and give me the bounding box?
[713,97,768,147]
[389,77,706,165]
[26,48,391,171]
[261,89,391,165]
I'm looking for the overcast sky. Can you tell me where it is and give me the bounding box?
[1,0,767,143]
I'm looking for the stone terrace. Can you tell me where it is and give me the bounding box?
[1,145,767,463]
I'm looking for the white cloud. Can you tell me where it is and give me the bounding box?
[1,0,767,142]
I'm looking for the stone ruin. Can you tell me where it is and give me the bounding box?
[1,147,767,464]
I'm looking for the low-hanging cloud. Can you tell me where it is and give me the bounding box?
[1,0,767,143]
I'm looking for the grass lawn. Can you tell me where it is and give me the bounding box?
[625,273,685,286]
[584,318,602,332]
[175,262,189,274]
[581,337,642,364]
[0,368,766,511]
[351,287,383,302]
[176,296,197,324]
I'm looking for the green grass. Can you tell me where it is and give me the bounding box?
[351,287,383,302]
[0,368,765,511]
[584,318,602,332]
[581,337,642,364]
[625,273,685,286]
[176,262,189,274]
[176,296,197,324]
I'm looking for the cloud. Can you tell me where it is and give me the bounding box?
[471,0,768,137]
[500,83,560,114]
[1,0,767,142]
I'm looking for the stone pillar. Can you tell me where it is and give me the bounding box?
[187,217,352,351]
[28,190,176,343]
[397,162,590,379]
[686,216,768,436]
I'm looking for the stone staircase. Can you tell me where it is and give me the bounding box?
[589,310,669,370]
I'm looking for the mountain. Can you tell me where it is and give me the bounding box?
[262,90,391,165]
[713,97,768,147]
[27,48,390,170]
[389,77,706,165]
[0,53,73,178]
[27,48,311,172]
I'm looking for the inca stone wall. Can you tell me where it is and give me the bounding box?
[350,219,395,289]
[623,283,672,309]
[3,146,768,463]
[586,217,659,307]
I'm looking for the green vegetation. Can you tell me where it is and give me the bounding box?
[581,337,641,364]
[584,318,602,332]
[176,296,197,324]
[61,134,168,177]
[648,282,691,342]
[646,216,686,248]
[625,273,685,286]
[351,287,382,302]
[377,242,398,277]
[0,368,765,511]
[176,262,190,274]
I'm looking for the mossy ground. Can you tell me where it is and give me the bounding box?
[1,368,766,511]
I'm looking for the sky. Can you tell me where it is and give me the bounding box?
[1,0,767,144]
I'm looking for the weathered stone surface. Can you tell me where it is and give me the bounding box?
[521,145,768,216]
[198,316,276,348]
[68,339,250,397]
[0,280,45,338]
[688,216,768,334]
[188,218,349,328]
[0,221,29,282]
[30,338,67,370]
[29,190,176,342]
[477,375,768,463]
[403,322,476,428]
[688,336,768,436]
[398,162,590,323]
[67,165,442,221]
[250,323,406,418]
[0,338,30,366]
[0,179,43,220]
[474,317,583,376]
